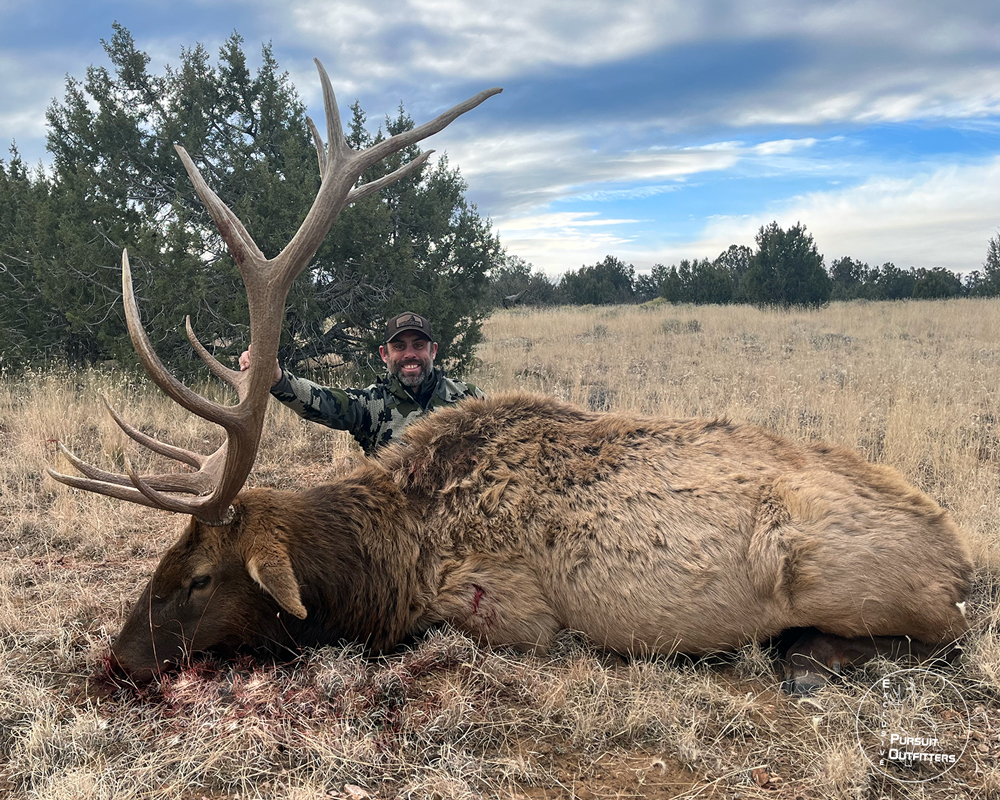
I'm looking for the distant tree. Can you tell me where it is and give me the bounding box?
[714,244,753,302]
[634,264,669,302]
[966,233,1000,297]
[829,256,871,301]
[688,258,734,304]
[558,255,635,305]
[911,267,962,299]
[656,264,684,303]
[988,234,1000,287]
[744,222,831,307]
[643,258,735,305]
[488,254,557,307]
[870,262,915,300]
[0,148,56,362]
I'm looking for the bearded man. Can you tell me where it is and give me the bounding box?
[239,312,484,456]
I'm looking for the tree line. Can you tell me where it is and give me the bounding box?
[491,222,1000,308]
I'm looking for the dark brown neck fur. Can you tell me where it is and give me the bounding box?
[235,467,425,655]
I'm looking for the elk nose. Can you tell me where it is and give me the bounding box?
[103,656,159,688]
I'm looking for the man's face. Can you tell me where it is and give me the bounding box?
[379,330,438,388]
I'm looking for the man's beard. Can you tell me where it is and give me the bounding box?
[393,359,433,388]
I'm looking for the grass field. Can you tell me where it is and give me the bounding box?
[1,299,998,798]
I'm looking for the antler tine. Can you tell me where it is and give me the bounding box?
[47,464,175,510]
[121,250,243,423]
[307,115,327,175]
[173,145,267,280]
[185,315,242,392]
[124,457,235,522]
[50,446,234,521]
[354,86,502,179]
[273,65,502,297]
[101,395,205,470]
[314,59,350,165]
[48,441,212,495]
[348,151,434,206]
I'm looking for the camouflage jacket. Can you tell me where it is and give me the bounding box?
[270,367,485,456]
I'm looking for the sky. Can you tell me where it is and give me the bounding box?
[2,1,1000,278]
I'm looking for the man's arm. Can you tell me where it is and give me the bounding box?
[269,371,371,432]
[238,346,368,432]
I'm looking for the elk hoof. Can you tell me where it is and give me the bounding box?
[782,669,830,696]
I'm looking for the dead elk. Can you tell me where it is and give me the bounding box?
[48,63,972,693]
[95,393,974,691]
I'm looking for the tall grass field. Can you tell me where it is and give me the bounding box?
[1,299,998,798]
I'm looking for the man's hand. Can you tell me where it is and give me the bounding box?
[239,345,283,386]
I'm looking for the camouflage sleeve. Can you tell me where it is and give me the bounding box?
[466,383,486,400]
[270,370,370,432]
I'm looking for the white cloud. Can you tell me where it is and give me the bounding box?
[752,138,817,156]
[688,157,1000,272]
[449,130,833,223]
[443,130,758,217]
[285,0,699,85]
[481,149,1000,277]
[501,211,641,232]
[494,211,641,274]
[0,52,67,161]
[278,0,1000,127]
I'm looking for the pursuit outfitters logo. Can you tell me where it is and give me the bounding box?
[855,668,971,783]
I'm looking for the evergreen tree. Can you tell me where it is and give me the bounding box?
[967,234,1000,297]
[488,254,557,307]
[714,244,753,302]
[829,256,870,300]
[870,262,915,300]
[558,255,635,305]
[33,24,500,376]
[911,267,962,299]
[744,222,830,307]
[634,264,669,302]
[0,149,56,362]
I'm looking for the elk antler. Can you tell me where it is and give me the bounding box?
[48,60,502,525]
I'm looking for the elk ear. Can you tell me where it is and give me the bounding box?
[245,544,308,620]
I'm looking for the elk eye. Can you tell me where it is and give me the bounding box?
[190,575,211,591]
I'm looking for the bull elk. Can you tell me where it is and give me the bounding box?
[49,61,972,694]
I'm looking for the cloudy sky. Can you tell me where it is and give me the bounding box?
[3,0,1000,277]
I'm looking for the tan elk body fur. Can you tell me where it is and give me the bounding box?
[391,392,971,655]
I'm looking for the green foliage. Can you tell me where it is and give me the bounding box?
[965,234,1000,297]
[558,255,635,305]
[10,24,499,377]
[828,256,871,300]
[631,245,750,306]
[488,254,558,307]
[744,222,831,307]
[0,149,58,363]
[911,266,962,299]
[714,244,753,302]
[656,258,735,304]
[830,258,969,302]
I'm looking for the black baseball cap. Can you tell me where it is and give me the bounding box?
[385,311,435,343]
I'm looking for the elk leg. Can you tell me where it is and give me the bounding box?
[782,630,959,695]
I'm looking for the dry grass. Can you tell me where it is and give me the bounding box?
[2,298,999,798]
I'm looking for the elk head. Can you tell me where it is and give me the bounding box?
[48,60,500,681]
